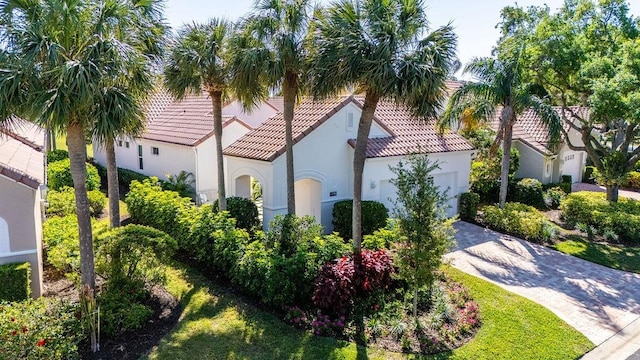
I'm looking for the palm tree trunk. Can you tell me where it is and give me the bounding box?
[283,74,297,215]
[45,127,52,153]
[66,123,96,291]
[606,184,619,202]
[352,92,380,254]
[499,108,515,209]
[211,91,227,211]
[106,140,120,228]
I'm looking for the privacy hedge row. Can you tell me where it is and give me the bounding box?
[0,262,31,302]
[126,178,350,307]
[482,202,557,243]
[91,161,150,194]
[332,199,388,240]
[561,192,640,244]
[47,159,101,191]
[213,196,260,232]
[46,149,69,164]
[458,192,480,221]
[46,186,106,217]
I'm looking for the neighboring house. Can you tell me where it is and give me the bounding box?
[93,91,277,203]
[0,119,46,297]
[224,96,475,232]
[491,107,588,184]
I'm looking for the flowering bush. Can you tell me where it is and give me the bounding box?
[0,299,82,359]
[285,306,346,337]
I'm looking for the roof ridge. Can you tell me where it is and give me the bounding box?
[0,126,43,152]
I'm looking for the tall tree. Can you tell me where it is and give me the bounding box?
[496,0,640,202]
[440,55,562,208]
[93,1,167,229]
[164,19,233,211]
[0,0,164,292]
[310,0,457,252]
[230,0,313,215]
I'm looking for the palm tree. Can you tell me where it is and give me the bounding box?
[230,0,313,215]
[0,0,165,292]
[311,0,458,253]
[93,2,167,229]
[164,19,233,211]
[440,56,562,208]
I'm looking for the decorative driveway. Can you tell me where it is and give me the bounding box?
[446,221,640,349]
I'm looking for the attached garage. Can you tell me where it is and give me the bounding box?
[560,151,584,183]
[378,172,458,218]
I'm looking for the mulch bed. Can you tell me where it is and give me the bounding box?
[42,265,182,359]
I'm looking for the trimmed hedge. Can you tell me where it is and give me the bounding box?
[512,178,546,209]
[0,262,31,301]
[91,161,150,194]
[47,159,101,191]
[459,192,480,221]
[46,186,106,217]
[482,202,557,243]
[213,196,260,232]
[332,200,388,240]
[560,192,640,244]
[46,149,69,163]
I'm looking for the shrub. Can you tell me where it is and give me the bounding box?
[125,177,191,237]
[98,278,153,336]
[312,249,394,316]
[47,159,101,191]
[46,149,69,163]
[482,202,557,243]
[544,187,566,209]
[623,171,640,189]
[512,178,546,209]
[264,215,323,256]
[0,298,82,359]
[584,166,597,184]
[561,175,572,184]
[118,167,150,193]
[95,225,177,285]
[162,171,196,199]
[363,220,402,250]
[0,262,31,301]
[560,192,640,244]
[332,200,388,240]
[213,196,260,232]
[459,192,480,221]
[46,187,106,217]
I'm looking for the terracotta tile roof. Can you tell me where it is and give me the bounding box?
[0,119,45,189]
[224,96,474,161]
[266,97,285,112]
[490,106,589,156]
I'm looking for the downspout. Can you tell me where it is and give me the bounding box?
[193,146,199,201]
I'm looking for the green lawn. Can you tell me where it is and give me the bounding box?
[555,236,640,274]
[144,263,592,360]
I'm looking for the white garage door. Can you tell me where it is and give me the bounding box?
[561,151,583,183]
[378,172,457,218]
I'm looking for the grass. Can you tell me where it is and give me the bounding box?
[144,262,593,360]
[53,133,93,158]
[555,236,640,274]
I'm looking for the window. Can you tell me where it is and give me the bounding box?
[138,145,143,157]
[152,147,159,155]
[118,140,123,147]
[138,145,143,170]
[346,112,354,131]
[125,141,130,148]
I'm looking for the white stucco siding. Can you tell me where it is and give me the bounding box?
[363,151,473,217]
[0,176,43,297]
[226,157,274,226]
[513,141,549,183]
[558,128,586,183]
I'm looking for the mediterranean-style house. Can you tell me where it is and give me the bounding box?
[0,119,46,297]
[491,107,588,184]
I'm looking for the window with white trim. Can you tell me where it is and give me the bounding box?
[346,112,355,131]
[152,147,159,155]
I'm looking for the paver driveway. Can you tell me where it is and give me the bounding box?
[445,221,640,346]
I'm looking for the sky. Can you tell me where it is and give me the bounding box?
[163,0,640,75]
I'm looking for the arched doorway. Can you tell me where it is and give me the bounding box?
[295,178,322,223]
[234,175,264,224]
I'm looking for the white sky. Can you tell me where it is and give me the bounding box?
[163,0,640,75]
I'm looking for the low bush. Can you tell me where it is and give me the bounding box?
[99,278,153,336]
[544,187,566,209]
[46,187,106,217]
[46,149,69,164]
[363,220,402,250]
[47,159,101,191]
[459,192,480,221]
[561,192,640,244]
[482,202,557,243]
[213,196,260,232]
[623,171,640,189]
[0,298,82,359]
[512,178,546,209]
[332,200,388,240]
[0,262,31,301]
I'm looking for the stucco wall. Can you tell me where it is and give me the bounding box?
[513,141,549,183]
[0,176,43,297]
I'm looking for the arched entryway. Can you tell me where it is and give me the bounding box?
[295,178,322,223]
[234,175,264,224]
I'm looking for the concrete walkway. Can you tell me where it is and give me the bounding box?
[446,222,640,359]
[573,182,640,200]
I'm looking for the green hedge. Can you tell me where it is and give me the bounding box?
[512,178,546,209]
[459,192,480,221]
[91,161,150,194]
[0,262,31,301]
[561,192,640,244]
[482,202,557,243]
[46,149,69,164]
[213,196,260,232]
[332,200,388,240]
[46,187,106,217]
[47,159,101,191]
